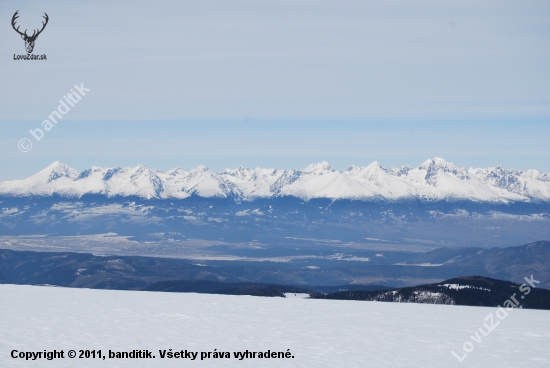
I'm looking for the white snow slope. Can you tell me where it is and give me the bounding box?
[1,158,549,202]
[1,285,549,368]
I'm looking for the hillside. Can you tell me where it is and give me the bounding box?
[1,241,549,290]
[312,276,550,310]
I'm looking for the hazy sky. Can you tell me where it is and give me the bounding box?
[1,1,549,180]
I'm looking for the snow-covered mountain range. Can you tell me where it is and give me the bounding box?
[1,158,549,202]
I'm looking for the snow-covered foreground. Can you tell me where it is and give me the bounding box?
[1,285,549,367]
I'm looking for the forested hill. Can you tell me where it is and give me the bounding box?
[311,276,550,310]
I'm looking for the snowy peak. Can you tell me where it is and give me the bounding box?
[419,157,471,184]
[39,161,79,182]
[419,157,449,169]
[347,161,385,178]
[127,165,164,199]
[221,167,285,198]
[470,166,525,194]
[221,167,253,180]
[0,159,549,202]
[166,167,187,177]
[302,161,335,174]
[470,166,550,200]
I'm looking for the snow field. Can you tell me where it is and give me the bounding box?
[1,284,549,367]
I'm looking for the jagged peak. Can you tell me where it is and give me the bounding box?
[302,161,335,174]
[37,161,78,182]
[131,165,162,179]
[471,165,524,176]
[42,161,73,172]
[1,159,548,202]
[167,167,187,176]
[386,165,411,177]
[365,161,384,170]
[193,164,210,172]
[419,157,468,177]
[221,166,253,175]
[133,164,152,171]
[88,165,109,172]
[346,161,386,175]
[419,157,452,170]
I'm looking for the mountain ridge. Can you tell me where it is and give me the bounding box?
[1,158,549,202]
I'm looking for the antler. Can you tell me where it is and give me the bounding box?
[29,13,49,39]
[11,11,27,37]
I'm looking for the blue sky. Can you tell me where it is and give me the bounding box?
[0,1,549,180]
[1,121,549,180]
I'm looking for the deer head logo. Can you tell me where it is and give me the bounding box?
[11,11,49,54]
